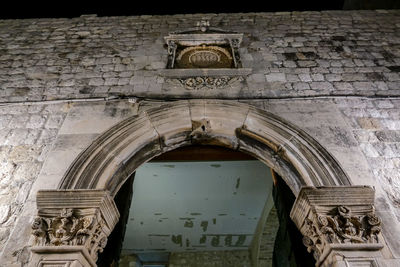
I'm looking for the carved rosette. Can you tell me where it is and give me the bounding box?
[301,205,381,260]
[30,190,119,264]
[169,76,244,90]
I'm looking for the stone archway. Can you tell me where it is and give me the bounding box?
[29,100,384,267]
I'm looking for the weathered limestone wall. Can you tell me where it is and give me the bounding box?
[0,10,399,101]
[0,9,399,266]
[0,103,69,252]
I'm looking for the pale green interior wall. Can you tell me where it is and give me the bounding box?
[121,160,273,254]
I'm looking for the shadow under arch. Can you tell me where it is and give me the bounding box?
[58,99,351,196]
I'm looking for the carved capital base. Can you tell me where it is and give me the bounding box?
[320,243,383,267]
[290,186,383,267]
[30,190,120,267]
[29,246,96,267]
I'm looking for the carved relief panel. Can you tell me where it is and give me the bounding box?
[164,20,243,69]
[161,20,251,92]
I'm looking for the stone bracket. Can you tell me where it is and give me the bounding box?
[290,186,383,267]
[30,190,120,267]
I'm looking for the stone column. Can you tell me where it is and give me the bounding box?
[29,190,120,267]
[290,186,384,267]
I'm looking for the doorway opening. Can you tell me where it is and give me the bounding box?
[97,146,315,267]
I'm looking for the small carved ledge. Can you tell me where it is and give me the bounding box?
[160,68,251,90]
[159,68,252,78]
[290,186,383,266]
[166,76,244,90]
[30,190,119,264]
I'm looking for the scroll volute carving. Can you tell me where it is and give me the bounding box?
[290,186,383,263]
[32,208,108,261]
[301,205,381,260]
[31,190,119,263]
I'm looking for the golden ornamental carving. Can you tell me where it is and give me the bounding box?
[176,45,233,68]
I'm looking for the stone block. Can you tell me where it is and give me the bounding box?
[59,102,136,135]
[357,118,383,130]
[265,73,286,82]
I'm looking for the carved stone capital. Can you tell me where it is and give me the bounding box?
[30,190,119,266]
[290,186,383,266]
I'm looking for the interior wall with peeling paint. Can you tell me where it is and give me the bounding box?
[121,161,273,254]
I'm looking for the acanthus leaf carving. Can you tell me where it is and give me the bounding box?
[301,205,381,259]
[31,208,108,262]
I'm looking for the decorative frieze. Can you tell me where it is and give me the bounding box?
[290,186,384,266]
[30,190,119,266]
[167,76,244,90]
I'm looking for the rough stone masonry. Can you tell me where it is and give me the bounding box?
[0,9,399,266]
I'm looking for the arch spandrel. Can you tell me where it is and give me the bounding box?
[58,100,351,196]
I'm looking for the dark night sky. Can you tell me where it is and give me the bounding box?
[0,0,346,19]
[1,0,399,19]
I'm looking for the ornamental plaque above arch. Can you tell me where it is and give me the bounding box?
[160,20,252,91]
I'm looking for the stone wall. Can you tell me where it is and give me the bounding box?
[0,9,399,266]
[0,10,399,101]
[337,99,400,218]
[0,103,69,252]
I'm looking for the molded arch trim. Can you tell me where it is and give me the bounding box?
[58,100,351,196]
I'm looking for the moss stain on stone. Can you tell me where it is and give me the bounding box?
[235,235,246,246]
[184,220,194,228]
[172,234,182,246]
[200,221,208,232]
[211,235,220,247]
[199,235,206,244]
